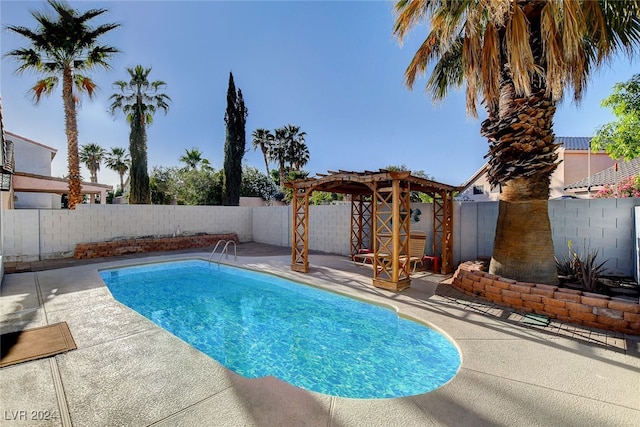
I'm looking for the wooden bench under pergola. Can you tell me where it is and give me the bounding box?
[285,169,460,292]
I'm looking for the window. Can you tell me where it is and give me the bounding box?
[473,185,484,195]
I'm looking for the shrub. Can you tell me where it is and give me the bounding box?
[593,174,640,198]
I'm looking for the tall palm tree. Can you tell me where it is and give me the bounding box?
[109,65,170,204]
[251,128,274,175]
[79,143,105,183]
[283,124,309,171]
[5,0,119,209]
[271,127,289,188]
[179,148,208,170]
[104,147,129,192]
[394,0,640,284]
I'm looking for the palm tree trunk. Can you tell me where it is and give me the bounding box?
[63,66,82,209]
[261,145,270,175]
[129,114,150,204]
[490,178,558,285]
[482,77,559,285]
[279,163,285,188]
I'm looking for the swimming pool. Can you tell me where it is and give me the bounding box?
[100,260,460,399]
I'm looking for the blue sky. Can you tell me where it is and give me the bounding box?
[1,1,637,189]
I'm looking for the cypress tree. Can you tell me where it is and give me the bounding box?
[222,72,248,206]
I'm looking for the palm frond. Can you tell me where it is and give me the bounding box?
[31,77,58,102]
[4,48,42,73]
[394,0,434,43]
[507,3,536,97]
[561,0,586,65]
[427,37,464,100]
[481,22,500,113]
[541,1,565,100]
[74,74,97,98]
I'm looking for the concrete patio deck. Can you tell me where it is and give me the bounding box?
[1,243,639,426]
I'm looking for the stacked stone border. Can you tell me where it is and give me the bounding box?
[73,233,238,259]
[452,261,640,335]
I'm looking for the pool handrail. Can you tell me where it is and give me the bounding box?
[208,240,237,267]
[208,240,226,262]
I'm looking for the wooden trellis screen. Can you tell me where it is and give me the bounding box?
[433,191,454,274]
[350,194,372,257]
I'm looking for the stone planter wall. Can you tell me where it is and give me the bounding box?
[73,233,238,259]
[452,261,640,335]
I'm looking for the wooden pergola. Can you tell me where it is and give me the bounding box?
[285,170,460,292]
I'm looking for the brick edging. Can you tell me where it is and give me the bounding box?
[451,261,640,335]
[73,233,238,259]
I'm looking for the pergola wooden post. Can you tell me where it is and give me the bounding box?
[291,188,310,273]
[371,175,411,291]
[286,169,460,291]
[433,190,455,274]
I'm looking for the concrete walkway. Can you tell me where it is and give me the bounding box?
[1,243,639,426]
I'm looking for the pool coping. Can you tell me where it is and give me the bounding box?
[1,247,639,426]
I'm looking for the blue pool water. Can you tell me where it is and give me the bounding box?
[100,260,460,399]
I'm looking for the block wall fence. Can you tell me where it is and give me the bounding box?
[1,198,639,279]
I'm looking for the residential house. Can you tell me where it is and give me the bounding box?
[2,131,112,209]
[564,157,640,197]
[458,137,619,200]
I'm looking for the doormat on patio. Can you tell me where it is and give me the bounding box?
[0,322,76,368]
[521,313,550,327]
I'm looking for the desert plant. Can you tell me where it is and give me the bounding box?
[555,241,608,293]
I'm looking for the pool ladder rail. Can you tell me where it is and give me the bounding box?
[208,240,237,268]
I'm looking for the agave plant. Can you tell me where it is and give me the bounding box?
[556,241,609,293]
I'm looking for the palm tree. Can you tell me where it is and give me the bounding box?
[104,147,130,192]
[271,127,289,188]
[79,143,105,183]
[283,124,309,171]
[179,148,208,170]
[251,128,274,175]
[394,0,640,285]
[269,125,308,188]
[109,65,170,204]
[5,0,119,209]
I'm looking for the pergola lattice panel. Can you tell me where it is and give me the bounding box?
[433,191,455,274]
[350,195,372,258]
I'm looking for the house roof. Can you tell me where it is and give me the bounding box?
[557,136,592,150]
[12,171,112,194]
[565,157,640,190]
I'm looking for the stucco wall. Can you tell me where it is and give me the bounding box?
[470,198,640,277]
[252,206,290,248]
[563,151,617,189]
[11,133,57,209]
[2,204,253,261]
[12,135,52,176]
[2,199,638,278]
